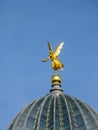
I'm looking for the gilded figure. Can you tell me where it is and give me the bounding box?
[42,41,64,73]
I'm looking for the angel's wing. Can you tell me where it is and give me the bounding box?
[54,42,64,56]
[48,42,53,56]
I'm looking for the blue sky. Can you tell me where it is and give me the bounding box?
[0,0,98,129]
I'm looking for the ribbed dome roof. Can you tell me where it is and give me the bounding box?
[7,83,98,130]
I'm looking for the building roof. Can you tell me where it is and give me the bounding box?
[7,74,98,130]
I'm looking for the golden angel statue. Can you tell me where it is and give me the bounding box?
[42,41,64,73]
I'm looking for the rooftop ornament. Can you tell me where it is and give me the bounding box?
[42,41,64,86]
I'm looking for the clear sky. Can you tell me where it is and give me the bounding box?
[0,0,98,130]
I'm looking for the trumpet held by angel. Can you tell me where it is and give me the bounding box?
[42,41,64,72]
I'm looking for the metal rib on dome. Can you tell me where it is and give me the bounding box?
[7,90,98,130]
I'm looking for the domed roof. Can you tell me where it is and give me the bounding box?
[7,75,98,130]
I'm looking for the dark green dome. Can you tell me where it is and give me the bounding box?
[7,84,98,130]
